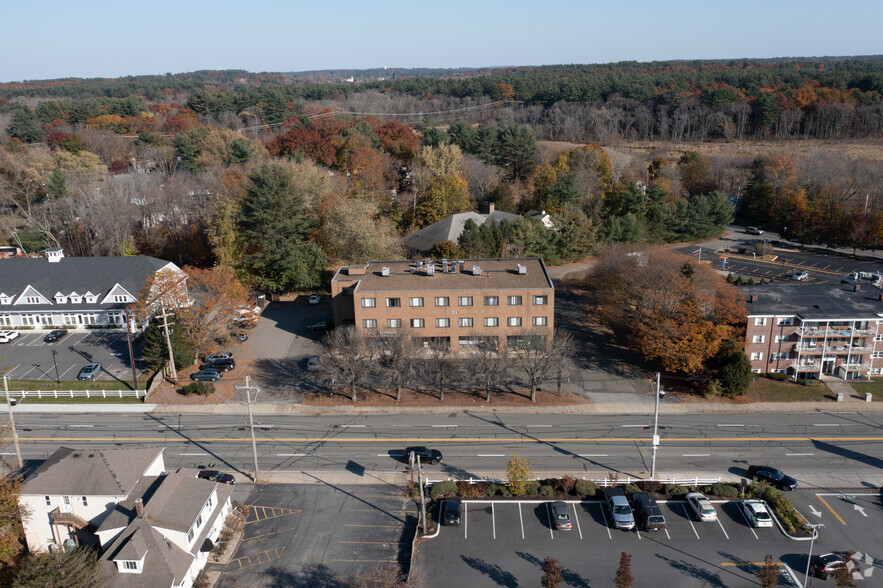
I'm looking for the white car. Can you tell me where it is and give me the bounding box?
[685,492,718,522]
[0,330,19,343]
[746,226,764,235]
[308,294,321,305]
[791,271,809,281]
[741,499,773,528]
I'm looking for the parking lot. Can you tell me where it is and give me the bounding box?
[0,329,146,385]
[416,489,882,587]
[217,483,416,587]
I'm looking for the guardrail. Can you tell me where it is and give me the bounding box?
[5,389,146,399]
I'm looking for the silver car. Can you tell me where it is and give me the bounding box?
[604,487,635,530]
[686,492,718,522]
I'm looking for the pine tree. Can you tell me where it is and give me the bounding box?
[47,169,69,199]
[140,314,193,371]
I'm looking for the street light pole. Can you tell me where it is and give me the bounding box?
[235,376,261,482]
[650,372,662,480]
[804,523,824,587]
[51,349,60,384]
[125,310,139,391]
[3,376,23,469]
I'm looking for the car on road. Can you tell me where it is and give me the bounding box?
[76,362,102,381]
[200,358,236,372]
[0,330,20,343]
[196,470,235,485]
[550,501,572,531]
[685,492,717,522]
[604,487,635,530]
[307,321,327,331]
[809,554,849,580]
[443,497,462,526]
[740,499,773,528]
[404,446,442,465]
[306,355,320,371]
[43,330,67,343]
[747,465,798,490]
[746,226,764,235]
[791,270,810,281]
[309,294,321,305]
[630,492,666,532]
[190,369,223,382]
[204,351,233,362]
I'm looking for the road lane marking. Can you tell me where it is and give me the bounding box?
[340,424,366,428]
[716,518,729,540]
[716,424,744,427]
[431,425,457,428]
[573,505,583,540]
[599,505,612,540]
[491,502,496,539]
[69,424,94,428]
[621,425,646,428]
[812,423,839,427]
[180,452,207,456]
[579,454,609,457]
[682,454,710,457]
[786,453,814,456]
[816,495,846,525]
[477,454,505,457]
[518,503,524,539]
[683,505,700,539]
[19,435,883,442]
[464,502,468,539]
[664,527,671,540]
[635,527,642,540]
[277,453,307,456]
[527,425,552,428]
[736,506,759,540]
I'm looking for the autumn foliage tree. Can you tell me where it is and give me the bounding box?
[176,265,252,359]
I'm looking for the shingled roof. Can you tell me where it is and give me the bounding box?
[402,210,521,253]
[23,447,164,497]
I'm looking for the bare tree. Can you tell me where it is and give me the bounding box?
[509,329,573,402]
[320,326,374,402]
[471,338,508,402]
[378,328,418,402]
[421,340,459,401]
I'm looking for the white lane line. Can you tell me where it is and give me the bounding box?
[716,517,730,540]
[491,502,496,540]
[518,503,524,539]
[527,425,552,428]
[69,424,94,428]
[635,527,642,540]
[812,423,839,427]
[664,527,671,540]
[377,454,390,457]
[682,454,710,457]
[579,454,609,457]
[737,507,759,540]
[573,505,583,540]
[786,453,815,456]
[477,454,505,457]
[599,504,612,540]
[340,424,366,428]
[180,453,207,456]
[431,425,457,428]
[716,424,745,427]
[546,503,554,539]
[277,453,307,457]
[621,424,646,428]
[683,505,700,539]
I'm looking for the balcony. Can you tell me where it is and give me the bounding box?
[792,345,872,355]
[841,363,871,371]
[790,362,818,371]
[796,326,875,337]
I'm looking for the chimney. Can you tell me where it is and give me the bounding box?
[481,201,495,214]
[853,284,861,292]
[749,295,758,303]
[45,248,64,263]
[134,498,144,519]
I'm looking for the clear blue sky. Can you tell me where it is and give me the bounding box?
[1,0,880,82]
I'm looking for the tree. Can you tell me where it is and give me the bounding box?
[320,326,374,402]
[415,175,469,228]
[541,556,563,588]
[419,144,462,177]
[471,338,507,402]
[421,341,459,401]
[506,454,533,496]
[347,563,408,588]
[713,340,754,397]
[614,552,634,588]
[497,125,539,180]
[46,169,68,199]
[509,329,573,402]
[131,267,192,376]
[0,468,29,579]
[378,328,418,403]
[6,108,42,143]
[755,554,779,588]
[428,240,465,260]
[832,562,857,587]
[13,547,102,588]
[238,164,328,293]
[318,195,403,264]
[140,313,193,371]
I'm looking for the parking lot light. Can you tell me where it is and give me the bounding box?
[51,349,60,384]
[650,372,663,480]
[804,523,824,587]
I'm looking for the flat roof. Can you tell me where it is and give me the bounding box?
[742,283,883,319]
[332,258,554,293]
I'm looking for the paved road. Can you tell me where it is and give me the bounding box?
[9,412,883,489]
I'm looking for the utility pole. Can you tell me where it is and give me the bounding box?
[125,310,139,391]
[3,376,23,470]
[804,523,824,587]
[235,376,261,482]
[650,372,663,480]
[157,300,177,383]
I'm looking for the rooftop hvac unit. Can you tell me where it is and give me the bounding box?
[409,266,417,274]
[381,267,390,276]
[517,264,527,275]
[472,265,482,276]
[426,265,435,275]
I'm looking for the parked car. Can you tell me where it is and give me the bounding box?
[747,465,798,490]
[200,358,236,372]
[0,330,19,343]
[203,351,233,362]
[404,446,442,465]
[309,294,321,305]
[190,369,223,382]
[232,331,248,342]
[630,492,666,532]
[685,492,717,522]
[810,554,849,580]
[604,487,635,530]
[307,321,327,331]
[306,355,320,371]
[442,497,462,526]
[44,330,67,343]
[791,271,810,281]
[550,501,573,531]
[196,470,235,485]
[746,226,764,235]
[77,362,102,381]
[741,499,773,528]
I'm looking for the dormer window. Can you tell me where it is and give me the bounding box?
[0,295,10,305]
[55,293,67,304]
[84,292,97,304]
[114,556,144,574]
[70,296,81,304]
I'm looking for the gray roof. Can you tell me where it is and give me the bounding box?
[141,471,221,533]
[402,210,521,253]
[0,254,174,312]
[23,447,164,497]
[742,283,883,319]
[100,519,194,588]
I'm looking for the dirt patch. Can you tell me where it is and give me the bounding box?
[303,387,589,407]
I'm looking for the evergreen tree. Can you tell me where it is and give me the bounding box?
[497,125,539,180]
[47,169,69,199]
[740,158,774,223]
[140,314,194,371]
[6,107,41,143]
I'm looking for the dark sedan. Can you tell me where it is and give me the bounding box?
[190,369,223,382]
[747,465,798,490]
[44,330,67,343]
[196,470,235,485]
[404,446,443,465]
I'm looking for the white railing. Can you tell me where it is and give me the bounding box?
[425,475,722,487]
[6,389,146,399]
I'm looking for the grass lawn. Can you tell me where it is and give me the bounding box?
[3,379,135,391]
[743,377,834,402]
[16,396,144,404]
[847,378,883,400]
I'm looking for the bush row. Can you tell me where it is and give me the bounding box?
[429,478,749,500]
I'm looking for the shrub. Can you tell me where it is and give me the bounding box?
[623,484,640,495]
[705,380,724,397]
[765,372,789,381]
[560,475,576,494]
[429,480,457,500]
[181,382,214,396]
[762,487,805,534]
[458,481,487,499]
[710,483,740,498]
[637,480,663,493]
[486,483,501,497]
[538,485,553,496]
[574,479,599,498]
[507,454,533,496]
[525,481,541,495]
[664,484,688,497]
[499,486,511,497]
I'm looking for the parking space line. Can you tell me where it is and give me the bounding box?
[736,507,759,540]
[545,503,553,539]
[573,505,582,540]
[664,527,671,540]
[682,505,700,539]
[816,495,847,525]
[599,505,612,540]
[518,503,524,539]
[635,528,641,540]
[464,502,468,539]
[716,518,730,540]
[491,503,496,540]
[345,525,402,528]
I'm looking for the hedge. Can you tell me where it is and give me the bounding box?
[710,483,740,498]
[664,484,688,496]
[574,479,599,497]
[429,480,458,500]
[181,382,214,396]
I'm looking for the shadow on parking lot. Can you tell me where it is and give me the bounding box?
[532,503,552,529]
[461,556,518,587]
[664,500,693,521]
[515,551,590,587]
[579,502,608,528]
[234,562,345,588]
[652,552,727,588]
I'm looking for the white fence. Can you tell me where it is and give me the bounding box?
[425,476,723,487]
[6,389,146,399]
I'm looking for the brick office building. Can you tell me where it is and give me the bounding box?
[743,283,883,380]
[330,258,555,354]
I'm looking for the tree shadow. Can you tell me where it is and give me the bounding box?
[515,551,591,587]
[222,562,345,588]
[653,553,727,588]
[460,556,518,587]
[812,439,883,470]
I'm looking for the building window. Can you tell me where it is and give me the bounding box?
[754,317,767,326]
[484,317,498,327]
[774,335,788,343]
[386,298,401,308]
[82,496,88,506]
[459,318,473,328]
[507,295,522,306]
[771,352,789,360]
[55,295,66,303]
[435,297,449,307]
[436,318,450,328]
[458,296,473,306]
[387,319,402,328]
[70,296,81,304]
[187,528,194,543]
[195,513,203,528]
[872,351,883,359]
[44,496,51,506]
[25,296,41,304]
[752,335,765,343]
[508,317,522,327]
[113,295,128,303]
[752,369,762,374]
[876,334,883,341]
[533,295,548,305]
[361,298,376,308]
[776,317,794,326]
[484,296,499,306]
[0,315,10,326]
[85,296,96,304]
[750,352,763,360]
[409,297,424,307]
[532,316,547,326]
[410,318,424,328]
[363,319,377,329]
[124,561,138,570]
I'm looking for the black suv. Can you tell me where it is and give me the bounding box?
[44,330,67,343]
[404,446,443,465]
[630,492,666,532]
[442,498,461,526]
[200,358,236,372]
[747,465,798,490]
